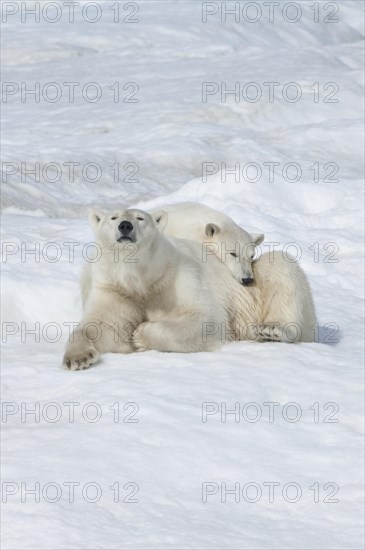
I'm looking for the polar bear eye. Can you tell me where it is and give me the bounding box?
[111,217,117,220]
[136,217,144,221]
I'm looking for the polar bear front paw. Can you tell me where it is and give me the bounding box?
[63,348,99,370]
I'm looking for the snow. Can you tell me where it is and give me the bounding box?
[1,1,364,548]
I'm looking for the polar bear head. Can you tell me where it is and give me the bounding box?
[203,222,264,285]
[89,208,167,251]
[153,209,264,286]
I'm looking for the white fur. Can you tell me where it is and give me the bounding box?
[63,206,317,369]
[151,201,264,285]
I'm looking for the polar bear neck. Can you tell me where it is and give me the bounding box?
[95,236,179,299]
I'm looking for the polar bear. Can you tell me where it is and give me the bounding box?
[63,208,237,370]
[150,201,264,285]
[150,202,316,343]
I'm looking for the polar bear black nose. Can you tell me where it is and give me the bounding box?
[242,278,254,286]
[118,221,133,235]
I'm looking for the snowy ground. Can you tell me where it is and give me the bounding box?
[1,1,364,548]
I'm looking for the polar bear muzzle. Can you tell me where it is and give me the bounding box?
[117,220,136,243]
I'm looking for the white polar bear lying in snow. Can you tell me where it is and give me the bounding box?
[63,208,239,370]
[63,207,317,370]
[150,201,264,285]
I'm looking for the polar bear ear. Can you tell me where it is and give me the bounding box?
[89,209,104,229]
[153,211,168,232]
[205,223,220,237]
[252,233,265,246]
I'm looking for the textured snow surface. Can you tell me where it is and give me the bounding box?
[1,1,364,549]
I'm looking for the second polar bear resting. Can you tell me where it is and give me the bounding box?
[63,208,317,370]
[150,201,317,343]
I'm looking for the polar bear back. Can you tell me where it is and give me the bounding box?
[154,201,252,242]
